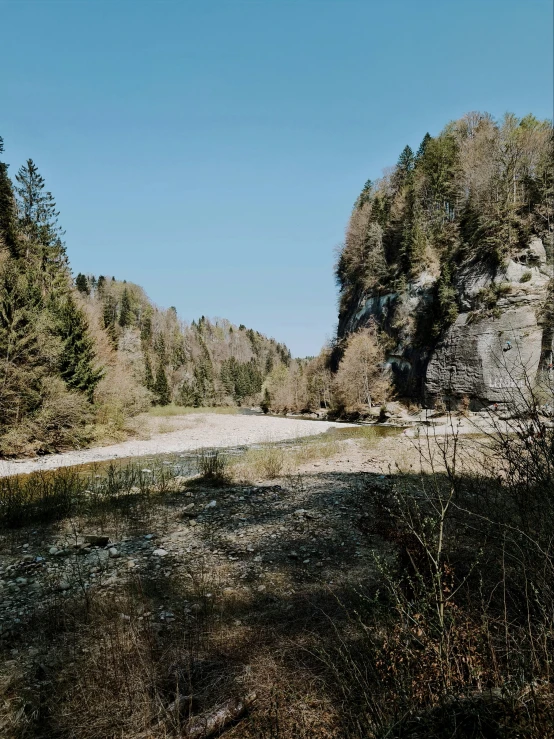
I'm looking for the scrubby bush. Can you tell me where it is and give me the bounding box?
[333,324,391,411]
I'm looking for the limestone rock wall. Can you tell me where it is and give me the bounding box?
[339,238,553,407]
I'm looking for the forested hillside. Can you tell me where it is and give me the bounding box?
[0,136,290,456]
[335,111,553,405]
[336,111,553,342]
[262,112,553,415]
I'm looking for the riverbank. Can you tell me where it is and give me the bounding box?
[0,413,355,477]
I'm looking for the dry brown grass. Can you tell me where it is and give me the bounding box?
[230,437,341,483]
[1,404,554,738]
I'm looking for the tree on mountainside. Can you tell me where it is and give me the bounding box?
[0,137,19,258]
[15,159,66,267]
[153,361,171,405]
[56,295,103,400]
[75,273,89,294]
[102,294,118,344]
[393,145,415,191]
[416,132,432,161]
[334,325,390,410]
[0,261,48,429]
[119,287,132,327]
[144,355,155,392]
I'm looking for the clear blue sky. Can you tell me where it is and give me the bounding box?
[1,0,552,356]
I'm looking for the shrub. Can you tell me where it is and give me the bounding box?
[196,448,229,484]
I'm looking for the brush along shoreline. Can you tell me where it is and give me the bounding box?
[0,413,357,478]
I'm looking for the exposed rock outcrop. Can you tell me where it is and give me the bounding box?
[339,238,553,408]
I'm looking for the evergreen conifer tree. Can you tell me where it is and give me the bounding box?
[0,137,20,258]
[141,310,153,344]
[102,295,118,344]
[15,159,66,267]
[57,295,103,400]
[392,145,415,191]
[119,287,132,327]
[75,273,89,294]
[415,132,432,161]
[154,361,171,405]
[144,354,155,391]
[357,179,373,208]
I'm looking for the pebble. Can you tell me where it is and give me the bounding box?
[49,547,59,555]
[144,534,154,540]
[108,547,120,558]
[152,549,168,557]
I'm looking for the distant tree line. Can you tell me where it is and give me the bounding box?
[0,135,292,455]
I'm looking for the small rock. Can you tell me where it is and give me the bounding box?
[48,547,59,555]
[206,500,217,508]
[144,534,154,540]
[58,581,70,591]
[152,549,168,557]
[108,547,120,558]
[257,585,266,592]
[84,535,110,547]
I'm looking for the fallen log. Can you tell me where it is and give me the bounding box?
[184,692,257,738]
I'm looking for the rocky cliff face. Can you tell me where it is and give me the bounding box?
[339,238,553,408]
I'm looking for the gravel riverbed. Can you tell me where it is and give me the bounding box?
[0,413,355,477]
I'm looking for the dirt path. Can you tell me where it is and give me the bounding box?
[0,414,356,477]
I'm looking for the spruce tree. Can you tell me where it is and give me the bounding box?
[415,132,432,161]
[140,310,153,343]
[75,273,89,294]
[15,159,66,266]
[119,287,132,327]
[102,295,118,344]
[357,179,373,208]
[154,361,171,405]
[0,262,46,428]
[144,354,155,391]
[392,145,415,191]
[57,295,103,400]
[0,136,20,258]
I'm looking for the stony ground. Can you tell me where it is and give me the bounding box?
[0,428,484,737]
[0,430,469,640]
[0,433,419,643]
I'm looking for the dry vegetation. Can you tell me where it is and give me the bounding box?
[263,324,391,417]
[1,383,553,738]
